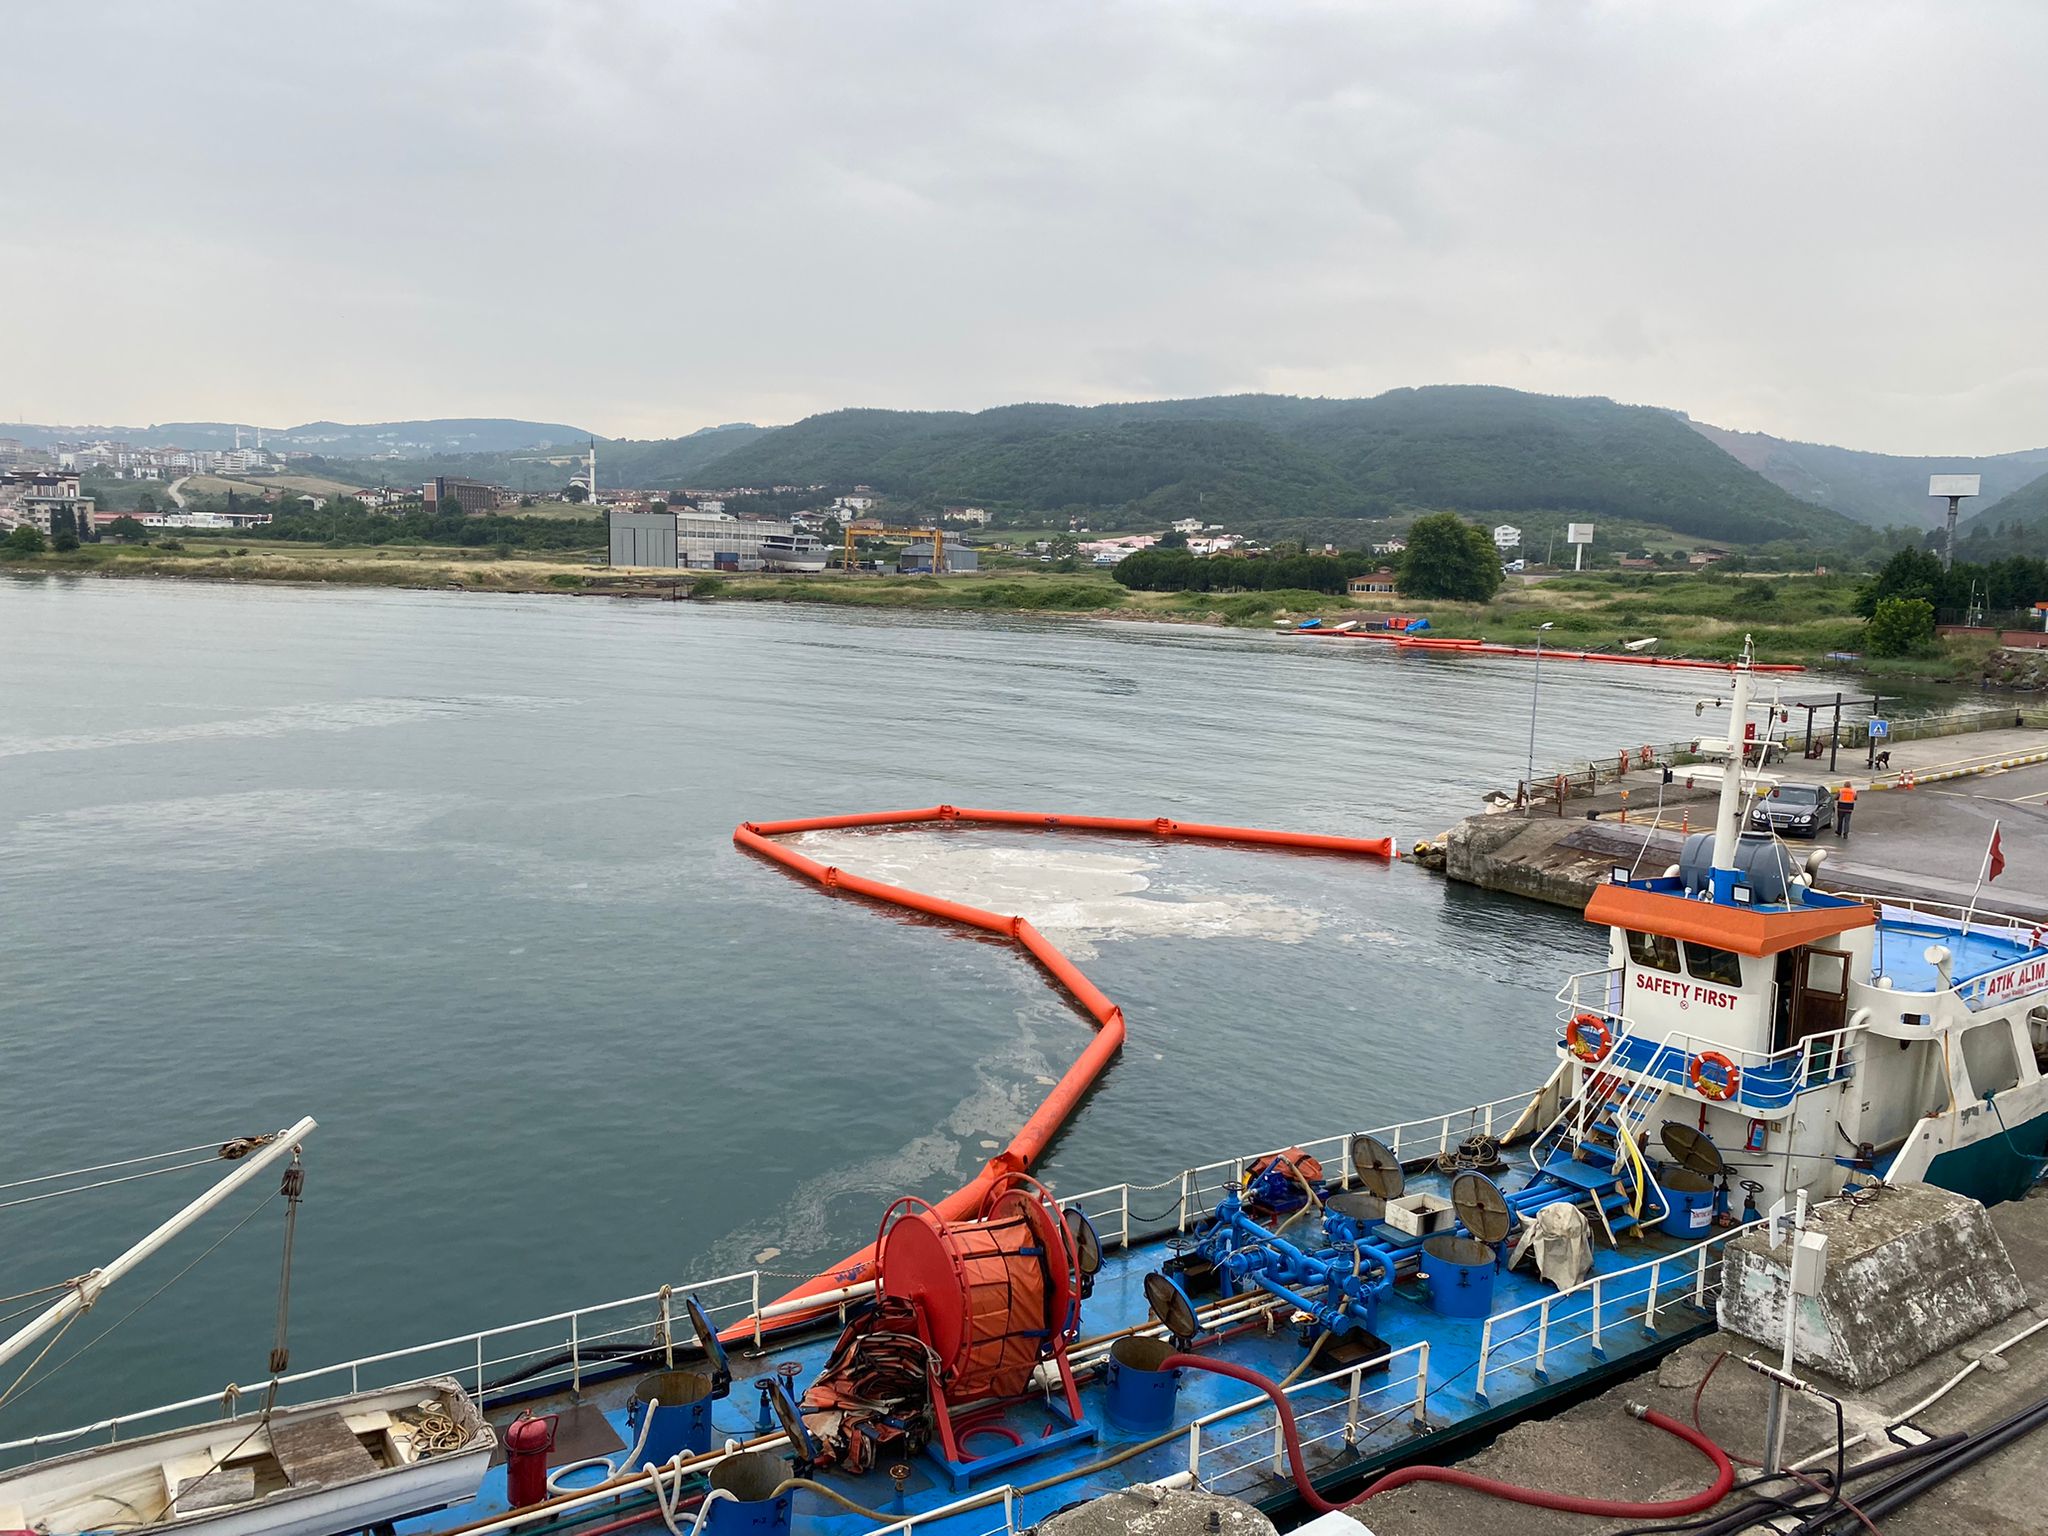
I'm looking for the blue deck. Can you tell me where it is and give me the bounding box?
[392,1152,1726,1536]
[1873,917,2042,996]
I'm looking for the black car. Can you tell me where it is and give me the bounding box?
[1750,781,1836,839]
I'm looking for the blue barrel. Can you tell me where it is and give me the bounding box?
[701,1452,793,1536]
[628,1371,716,1464]
[1105,1336,1182,1433]
[1420,1235,1496,1319]
[1661,1170,1716,1239]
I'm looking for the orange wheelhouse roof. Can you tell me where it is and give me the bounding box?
[1585,882,1873,958]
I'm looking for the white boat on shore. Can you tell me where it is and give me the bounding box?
[0,1380,492,1536]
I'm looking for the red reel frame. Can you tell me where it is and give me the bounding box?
[874,1175,1089,1473]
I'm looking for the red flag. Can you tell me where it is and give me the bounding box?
[1988,825,2006,884]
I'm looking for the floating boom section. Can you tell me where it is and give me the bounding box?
[731,806,1395,1324]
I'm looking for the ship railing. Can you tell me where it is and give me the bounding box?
[1472,1223,1757,1404]
[0,1268,790,1465]
[1058,1087,1551,1252]
[1177,1340,1431,1498]
[1553,970,1859,1111]
[845,1342,1429,1536]
[1836,890,2045,941]
[0,1098,1539,1468]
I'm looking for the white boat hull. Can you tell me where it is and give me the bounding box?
[0,1379,492,1536]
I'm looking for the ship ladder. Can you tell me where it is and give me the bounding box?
[1518,1079,1668,1246]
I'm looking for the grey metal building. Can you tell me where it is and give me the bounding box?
[898,541,979,574]
[608,509,678,568]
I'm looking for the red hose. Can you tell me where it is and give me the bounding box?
[1161,1354,1733,1519]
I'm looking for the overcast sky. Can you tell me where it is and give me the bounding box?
[6,1,2043,452]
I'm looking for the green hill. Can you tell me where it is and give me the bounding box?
[1952,466,2048,558]
[693,389,1859,547]
[1684,419,2048,530]
[601,424,774,484]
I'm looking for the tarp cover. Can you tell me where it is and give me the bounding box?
[1510,1200,1594,1290]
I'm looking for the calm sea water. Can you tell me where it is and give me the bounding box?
[0,576,1841,1433]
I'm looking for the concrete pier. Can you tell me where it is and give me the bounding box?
[1438,725,2048,921]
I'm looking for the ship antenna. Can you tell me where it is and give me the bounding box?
[1706,636,1757,894]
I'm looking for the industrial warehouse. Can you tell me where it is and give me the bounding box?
[607,506,978,573]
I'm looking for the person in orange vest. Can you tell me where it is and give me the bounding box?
[1835,780,1857,839]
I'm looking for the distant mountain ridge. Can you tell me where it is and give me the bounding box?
[23,393,2048,554]
[1682,419,2048,530]
[2,417,594,454]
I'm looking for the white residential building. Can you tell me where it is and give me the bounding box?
[1492,524,1522,550]
[834,495,876,513]
[0,470,92,533]
[1371,537,1407,556]
[943,506,991,525]
[1170,518,1205,534]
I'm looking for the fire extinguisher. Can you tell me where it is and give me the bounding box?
[505,1412,559,1507]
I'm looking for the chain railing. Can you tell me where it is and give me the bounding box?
[1513,739,1706,811]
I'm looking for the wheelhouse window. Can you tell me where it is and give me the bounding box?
[1626,930,1680,973]
[1960,1021,2022,1098]
[1684,943,1743,987]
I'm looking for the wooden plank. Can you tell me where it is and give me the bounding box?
[268,1413,378,1488]
[172,1463,258,1512]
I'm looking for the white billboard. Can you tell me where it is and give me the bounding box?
[1566,522,1595,545]
[1928,474,1981,498]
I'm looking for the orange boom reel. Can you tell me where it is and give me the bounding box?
[799,1173,1098,1490]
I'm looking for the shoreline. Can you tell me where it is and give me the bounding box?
[0,547,2000,685]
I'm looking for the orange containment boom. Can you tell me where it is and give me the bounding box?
[728,806,1395,1329]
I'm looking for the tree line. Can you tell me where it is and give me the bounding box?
[243,498,607,551]
[1858,547,2048,620]
[1112,513,1505,601]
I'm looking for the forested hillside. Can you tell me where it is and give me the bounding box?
[691,389,1858,546]
[1951,466,2048,559]
[1685,419,2048,531]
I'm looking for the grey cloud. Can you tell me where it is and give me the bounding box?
[2,0,2043,452]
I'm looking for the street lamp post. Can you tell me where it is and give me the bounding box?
[1524,623,1553,798]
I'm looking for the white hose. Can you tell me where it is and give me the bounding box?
[680,1485,736,1536]
[1791,1312,2048,1470]
[545,1395,660,1496]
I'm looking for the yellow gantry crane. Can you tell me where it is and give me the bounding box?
[842,524,945,574]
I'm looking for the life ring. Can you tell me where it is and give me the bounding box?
[1689,1051,1740,1101]
[1566,1012,1613,1063]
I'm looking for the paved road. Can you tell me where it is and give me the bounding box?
[1844,759,2048,916]
[165,474,190,509]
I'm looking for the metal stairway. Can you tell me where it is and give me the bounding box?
[1516,1071,1670,1244]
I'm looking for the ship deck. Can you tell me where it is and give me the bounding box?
[391,1145,1731,1536]
[1,1097,1746,1536]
